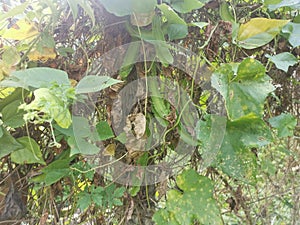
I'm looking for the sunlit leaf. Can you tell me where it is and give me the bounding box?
[266,52,298,72]
[237,18,289,49]
[11,137,45,165]
[1,19,39,40]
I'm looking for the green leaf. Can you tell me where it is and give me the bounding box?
[219,2,235,22]
[218,118,272,182]
[2,100,25,128]
[0,88,29,111]
[41,159,71,186]
[269,113,297,137]
[153,169,222,225]
[2,47,20,66]
[237,18,289,49]
[211,58,275,120]
[96,121,115,141]
[157,4,186,25]
[99,0,156,16]
[267,0,300,11]
[0,129,23,158]
[266,52,298,72]
[167,24,188,40]
[0,67,70,89]
[170,0,207,13]
[11,137,45,165]
[77,192,92,210]
[20,88,72,128]
[75,75,122,94]
[282,22,300,48]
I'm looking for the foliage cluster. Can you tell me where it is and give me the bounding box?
[0,0,299,224]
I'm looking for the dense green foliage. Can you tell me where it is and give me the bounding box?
[0,0,299,224]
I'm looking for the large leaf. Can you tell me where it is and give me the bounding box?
[269,113,297,137]
[99,0,156,16]
[237,18,289,49]
[11,137,45,165]
[211,58,275,120]
[281,22,300,48]
[218,118,272,182]
[0,129,23,158]
[0,67,70,89]
[267,0,300,11]
[266,52,298,72]
[153,169,222,225]
[75,75,122,94]
[170,0,207,13]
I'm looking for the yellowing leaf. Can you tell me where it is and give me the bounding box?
[237,18,289,49]
[1,19,39,40]
[103,143,116,156]
[28,47,57,61]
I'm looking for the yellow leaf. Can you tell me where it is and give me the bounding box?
[238,18,289,41]
[103,143,116,156]
[28,47,56,61]
[1,19,39,40]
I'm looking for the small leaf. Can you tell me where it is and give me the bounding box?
[75,75,122,94]
[237,18,289,49]
[266,52,298,72]
[96,121,115,140]
[269,113,297,137]
[11,137,45,165]
[157,4,186,25]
